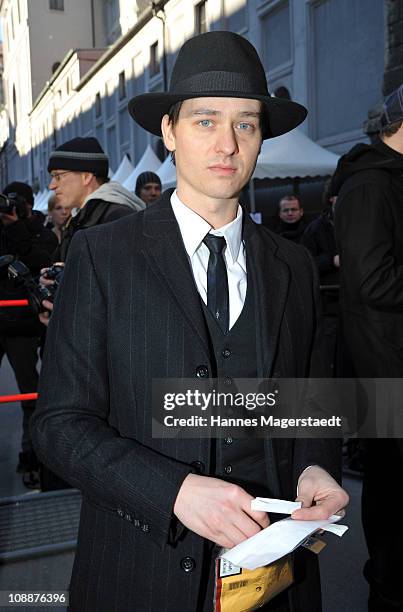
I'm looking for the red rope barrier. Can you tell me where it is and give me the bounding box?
[0,300,29,307]
[0,393,38,403]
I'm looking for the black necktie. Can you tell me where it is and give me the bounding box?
[203,234,229,334]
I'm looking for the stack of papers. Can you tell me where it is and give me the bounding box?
[221,498,348,570]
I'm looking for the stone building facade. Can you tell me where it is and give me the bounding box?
[0,0,387,191]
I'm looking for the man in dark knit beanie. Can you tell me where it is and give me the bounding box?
[47,137,145,261]
[135,171,162,205]
[40,137,145,329]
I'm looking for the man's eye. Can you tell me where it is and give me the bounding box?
[199,119,213,127]
[238,122,253,130]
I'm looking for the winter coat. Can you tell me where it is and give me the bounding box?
[301,213,339,286]
[333,139,403,376]
[53,181,145,262]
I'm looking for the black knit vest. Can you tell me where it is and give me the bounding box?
[201,275,272,497]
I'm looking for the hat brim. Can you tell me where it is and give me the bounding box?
[128,91,307,139]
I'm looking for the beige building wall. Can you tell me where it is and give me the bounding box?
[27,0,97,102]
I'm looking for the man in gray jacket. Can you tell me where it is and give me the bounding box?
[47,137,145,262]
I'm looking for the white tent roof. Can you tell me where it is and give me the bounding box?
[33,190,51,213]
[253,128,340,180]
[157,155,176,189]
[111,154,134,184]
[123,145,162,191]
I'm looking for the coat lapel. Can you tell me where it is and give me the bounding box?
[244,215,290,378]
[141,192,211,360]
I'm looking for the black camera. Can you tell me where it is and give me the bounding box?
[7,261,64,314]
[0,192,28,218]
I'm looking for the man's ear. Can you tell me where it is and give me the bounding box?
[82,172,95,187]
[161,115,176,152]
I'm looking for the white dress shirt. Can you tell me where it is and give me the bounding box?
[171,190,247,330]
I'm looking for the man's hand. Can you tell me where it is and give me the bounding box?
[40,268,53,288]
[173,473,269,548]
[291,465,349,521]
[0,208,18,225]
[40,262,64,288]
[39,299,53,327]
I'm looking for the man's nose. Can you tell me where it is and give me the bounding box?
[49,177,57,189]
[214,125,238,155]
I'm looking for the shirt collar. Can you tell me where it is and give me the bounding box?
[170,189,243,264]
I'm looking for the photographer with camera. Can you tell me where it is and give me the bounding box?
[0,181,57,487]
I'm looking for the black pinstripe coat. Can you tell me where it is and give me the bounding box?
[31,191,341,612]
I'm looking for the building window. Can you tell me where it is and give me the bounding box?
[195,1,207,35]
[95,93,102,118]
[118,71,126,100]
[104,0,121,44]
[261,2,291,73]
[150,42,160,78]
[49,0,64,10]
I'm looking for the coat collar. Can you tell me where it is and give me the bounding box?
[142,191,290,375]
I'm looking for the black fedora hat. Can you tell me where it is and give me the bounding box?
[128,31,307,140]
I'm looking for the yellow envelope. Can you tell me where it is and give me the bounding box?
[214,554,293,612]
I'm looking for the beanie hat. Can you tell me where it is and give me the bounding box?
[47,137,109,177]
[135,171,162,197]
[3,181,34,207]
[381,84,403,127]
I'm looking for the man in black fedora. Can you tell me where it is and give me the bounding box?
[32,31,348,612]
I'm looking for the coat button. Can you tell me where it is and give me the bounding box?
[224,465,232,475]
[222,349,231,359]
[180,557,196,573]
[196,365,209,378]
[224,436,233,445]
[141,523,150,533]
[191,460,205,474]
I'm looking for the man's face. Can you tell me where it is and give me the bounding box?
[48,170,88,209]
[279,198,303,224]
[162,97,262,204]
[139,182,161,205]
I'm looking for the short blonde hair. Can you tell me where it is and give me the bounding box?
[48,194,57,213]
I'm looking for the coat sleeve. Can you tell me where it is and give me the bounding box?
[335,182,403,308]
[31,230,193,550]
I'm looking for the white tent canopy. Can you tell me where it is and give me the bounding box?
[33,190,51,213]
[123,145,162,191]
[253,128,340,180]
[111,154,134,184]
[157,155,176,189]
